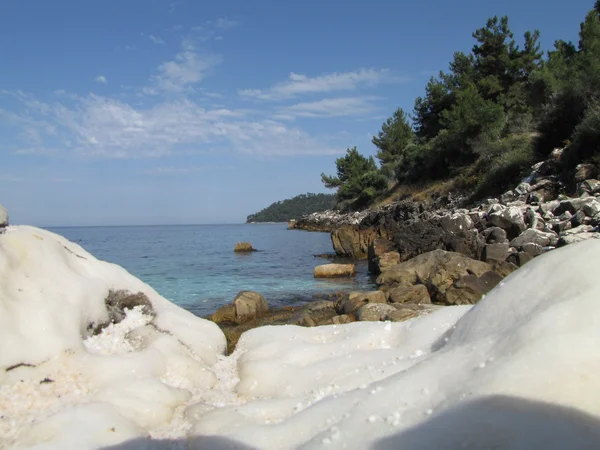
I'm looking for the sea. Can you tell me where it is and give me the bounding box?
[47,223,376,317]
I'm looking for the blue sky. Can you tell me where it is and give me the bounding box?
[0,0,594,226]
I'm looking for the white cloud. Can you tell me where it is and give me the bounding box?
[282,96,380,118]
[3,93,341,158]
[239,68,408,100]
[214,18,238,30]
[145,51,222,94]
[144,165,208,174]
[94,75,107,84]
[149,34,165,45]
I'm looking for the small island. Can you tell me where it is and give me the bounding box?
[246,193,336,223]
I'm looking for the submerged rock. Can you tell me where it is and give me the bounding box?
[234,242,256,252]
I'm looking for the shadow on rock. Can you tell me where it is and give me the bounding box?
[374,395,600,450]
[102,435,257,450]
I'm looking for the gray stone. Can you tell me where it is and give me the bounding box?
[575,163,597,182]
[515,182,532,195]
[487,206,527,239]
[445,271,504,305]
[0,204,7,228]
[500,191,516,204]
[521,242,543,257]
[558,232,600,246]
[355,303,397,322]
[554,197,598,216]
[510,229,558,248]
[440,213,474,234]
[583,200,600,217]
[483,227,508,244]
[482,243,509,263]
[517,252,534,266]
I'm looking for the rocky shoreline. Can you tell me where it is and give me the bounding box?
[292,148,600,265]
[201,148,600,354]
[4,197,600,448]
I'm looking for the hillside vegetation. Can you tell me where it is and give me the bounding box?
[322,3,600,210]
[246,193,336,223]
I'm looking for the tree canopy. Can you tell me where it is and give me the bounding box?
[321,4,600,209]
[246,193,337,223]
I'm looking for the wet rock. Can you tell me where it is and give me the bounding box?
[355,303,396,321]
[314,263,356,278]
[335,290,387,314]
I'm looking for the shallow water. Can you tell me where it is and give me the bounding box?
[48,223,376,316]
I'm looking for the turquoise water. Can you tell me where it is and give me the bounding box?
[48,224,376,316]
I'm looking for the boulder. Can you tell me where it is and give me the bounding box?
[386,284,431,305]
[0,204,7,228]
[553,197,598,216]
[583,200,600,218]
[509,229,558,248]
[332,314,354,325]
[335,291,387,314]
[232,291,269,324]
[386,304,443,322]
[314,263,356,278]
[487,206,527,239]
[331,226,383,259]
[373,251,400,274]
[234,242,256,252]
[558,232,600,246]
[517,251,534,266]
[355,303,397,322]
[289,301,337,327]
[575,163,597,182]
[578,179,600,196]
[521,242,544,257]
[445,271,504,305]
[390,220,484,262]
[368,238,396,273]
[440,213,474,234]
[481,243,509,263]
[482,227,508,244]
[377,249,494,304]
